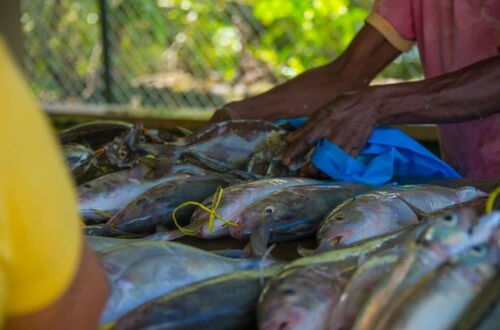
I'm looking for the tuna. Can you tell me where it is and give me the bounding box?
[318,185,486,249]
[98,240,279,324]
[112,267,282,330]
[78,164,190,224]
[106,175,235,234]
[232,183,372,251]
[258,264,350,330]
[189,177,320,239]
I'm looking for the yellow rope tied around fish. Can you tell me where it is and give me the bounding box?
[485,187,500,213]
[172,186,238,236]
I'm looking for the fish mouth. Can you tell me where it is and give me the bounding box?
[262,312,302,330]
[328,235,344,247]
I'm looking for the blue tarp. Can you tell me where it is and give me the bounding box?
[276,117,461,185]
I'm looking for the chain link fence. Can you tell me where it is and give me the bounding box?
[21,0,422,115]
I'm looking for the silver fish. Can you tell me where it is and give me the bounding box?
[327,247,405,330]
[112,266,282,330]
[318,185,486,249]
[106,175,234,234]
[380,237,499,330]
[98,240,277,324]
[190,177,319,239]
[78,164,190,223]
[352,209,498,330]
[232,183,371,253]
[258,264,349,330]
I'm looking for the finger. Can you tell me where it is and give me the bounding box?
[286,116,321,144]
[282,140,310,166]
[343,131,371,158]
[286,129,304,144]
[299,163,319,178]
[282,130,322,166]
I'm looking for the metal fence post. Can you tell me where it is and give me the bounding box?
[98,0,113,103]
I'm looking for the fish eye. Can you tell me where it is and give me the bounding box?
[264,206,276,215]
[118,150,128,159]
[441,213,458,225]
[334,213,346,221]
[111,143,119,151]
[470,245,487,257]
[139,135,146,143]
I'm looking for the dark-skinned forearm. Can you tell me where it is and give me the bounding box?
[226,24,401,121]
[375,55,500,125]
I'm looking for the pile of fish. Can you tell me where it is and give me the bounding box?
[58,120,499,329]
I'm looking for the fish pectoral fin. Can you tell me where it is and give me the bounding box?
[296,245,315,257]
[176,126,194,136]
[248,220,273,257]
[91,209,113,219]
[395,196,428,221]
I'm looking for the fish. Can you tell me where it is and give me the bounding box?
[78,162,190,224]
[86,236,136,251]
[289,224,423,268]
[318,185,486,249]
[190,177,320,239]
[103,122,175,169]
[58,120,133,148]
[378,236,499,330]
[84,224,146,238]
[98,241,279,324]
[326,247,405,330]
[428,178,500,194]
[245,137,308,177]
[352,209,499,330]
[472,297,500,330]
[112,266,282,330]
[63,143,94,172]
[454,268,500,330]
[62,143,97,184]
[232,183,372,248]
[106,174,235,234]
[107,120,288,172]
[258,263,350,330]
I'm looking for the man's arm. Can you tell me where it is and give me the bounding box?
[282,55,500,169]
[6,243,109,330]
[375,55,500,124]
[209,24,401,123]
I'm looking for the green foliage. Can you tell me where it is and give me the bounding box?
[22,0,422,109]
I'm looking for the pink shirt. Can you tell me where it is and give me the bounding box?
[366,0,500,179]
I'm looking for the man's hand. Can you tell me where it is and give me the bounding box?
[282,90,378,175]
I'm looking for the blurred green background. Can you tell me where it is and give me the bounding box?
[22,0,422,117]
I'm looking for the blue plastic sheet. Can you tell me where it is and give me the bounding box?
[275,117,461,185]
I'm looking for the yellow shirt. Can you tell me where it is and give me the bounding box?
[0,39,81,324]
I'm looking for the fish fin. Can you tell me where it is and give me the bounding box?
[313,240,336,254]
[212,249,250,259]
[396,196,429,222]
[249,219,273,257]
[176,126,194,136]
[297,245,315,257]
[259,244,277,286]
[146,230,185,241]
[180,151,232,173]
[227,169,261,181]
[91,209,113,219]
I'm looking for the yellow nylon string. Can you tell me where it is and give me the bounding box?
[172,187,238,236]
[99,322,116,330]
[486,187,500,213]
